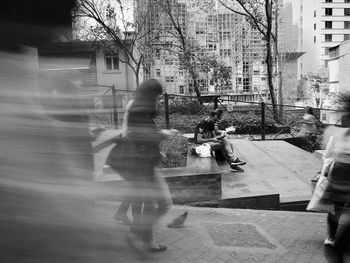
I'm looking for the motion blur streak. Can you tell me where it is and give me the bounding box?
[0,47,128,263]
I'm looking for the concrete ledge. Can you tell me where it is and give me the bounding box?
[96,149,222,203]
[219,194,280,210]
[279,200,309,212]
[166,173,221,204]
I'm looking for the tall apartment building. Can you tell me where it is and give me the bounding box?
[320,0,350,66]
[290,0,350,75]
[137,0,300,102]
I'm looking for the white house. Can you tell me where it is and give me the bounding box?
[38,40,139,127]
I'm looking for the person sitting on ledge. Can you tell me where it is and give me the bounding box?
[194,111,246,172]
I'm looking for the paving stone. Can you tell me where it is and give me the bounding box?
[204,222,276,249]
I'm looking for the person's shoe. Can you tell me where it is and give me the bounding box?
[229,164,244,172]
[324,236,336,247]
[143,241,167,252]
[114,212,131,225]
[231,158,246,165]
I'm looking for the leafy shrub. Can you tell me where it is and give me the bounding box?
[156,111,276,134]
[156,113,207,133]
[159,134,188,168]
[168,100,205,115]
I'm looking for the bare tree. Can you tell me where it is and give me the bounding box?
[219,0,280,121]
[74,0,162,87]
[154,0,208,103]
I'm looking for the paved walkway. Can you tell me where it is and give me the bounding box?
[91,202,348,263]
[220,139,322,203]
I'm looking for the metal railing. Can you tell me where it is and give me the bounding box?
[160,93,345,152]
[90,85,134,129]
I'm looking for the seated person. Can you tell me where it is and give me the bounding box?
[194,111,246,172]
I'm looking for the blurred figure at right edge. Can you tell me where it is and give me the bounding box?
[322,95,350,262]
[300,106,320,152]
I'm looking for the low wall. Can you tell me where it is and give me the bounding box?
[164,172,221,205]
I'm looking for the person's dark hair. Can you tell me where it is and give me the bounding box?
[132,79,163,117]
[305,106,314,115]
[135,79,163,99]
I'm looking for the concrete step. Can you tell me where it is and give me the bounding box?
[220,139,322,209]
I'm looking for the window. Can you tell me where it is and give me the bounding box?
[345,8,350,16]
[322,113,327,121]
[156,69,161,77]
[314,36,317,43]
[165,59,173,65]
[325,34,332,42]
[326,0,332,2]
[325,8,332,16]
[345,21,350,29]
[314,10,316,17]
[314,23,316,30]
[325,21,332,29]
[165,76,175,82]
[346,0,350,3]
[345,34,350,41]
[105,53,119,70]
[324,48,330,55]
[179,85,184,94]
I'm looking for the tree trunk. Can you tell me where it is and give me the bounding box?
[193,80,202,105]
[189,69,202,104]
[135,67,140,88]
[274,0,283,119]
[265,0,278,121]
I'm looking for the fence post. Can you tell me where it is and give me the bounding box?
[214,96,218,109]
[164,93,170,129]
[111,85,118,128]
[261,101,266,140]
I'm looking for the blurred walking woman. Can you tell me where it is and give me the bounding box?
[323,97,350,258]
[125,79,175,252]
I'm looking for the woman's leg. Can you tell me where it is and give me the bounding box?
[114,199,131,224]
[327,202,344,239]
[141,170,172,249]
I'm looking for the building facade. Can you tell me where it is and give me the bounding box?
[290,0,350,75]
[138,0,300,104]
[321,40,350,123]
[38,41,136,125]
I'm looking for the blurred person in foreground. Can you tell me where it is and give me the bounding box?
[322,96,350,261]
[110,79,176,252]
[0,1,111,262]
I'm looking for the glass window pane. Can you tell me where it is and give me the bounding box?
[113,57,119,70]
[106,57,112,70]
[345,21,350,29]
[345,8,350,16]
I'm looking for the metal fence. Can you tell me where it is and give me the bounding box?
[90,85,134,129]
[159,93,345,152]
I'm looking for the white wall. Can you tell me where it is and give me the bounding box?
[339,41,350,94]
[95,51,137,91]
[328,59,339,83]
